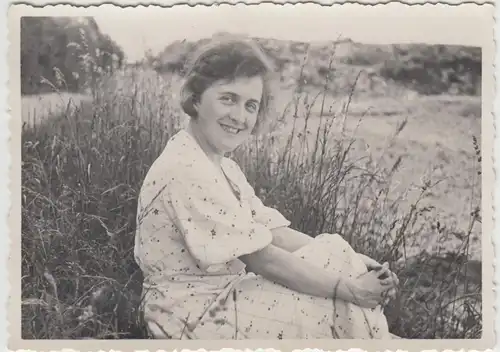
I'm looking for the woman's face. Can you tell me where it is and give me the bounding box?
[192,75,263,154]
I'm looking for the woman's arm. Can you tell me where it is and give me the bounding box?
[239,243,355,302]
[271,226,390,277]
[270,226,313,252]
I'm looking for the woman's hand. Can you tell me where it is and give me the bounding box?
[382,287,398,305]
[359,254,400,291]
[345,269,398,309]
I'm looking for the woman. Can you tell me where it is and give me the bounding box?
[134,36,399,340]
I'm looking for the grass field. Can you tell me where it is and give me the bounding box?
[21,67,482,339]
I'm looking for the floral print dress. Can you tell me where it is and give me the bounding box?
[134,129,391,340]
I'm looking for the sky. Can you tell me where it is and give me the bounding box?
[92,3,491,63]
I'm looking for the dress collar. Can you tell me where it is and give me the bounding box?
[174,129,243,202]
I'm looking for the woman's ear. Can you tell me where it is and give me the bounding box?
[192,95,200,112]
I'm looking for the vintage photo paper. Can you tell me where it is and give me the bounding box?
[7,2,495,351]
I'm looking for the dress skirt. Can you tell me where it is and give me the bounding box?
[145,233,391,340]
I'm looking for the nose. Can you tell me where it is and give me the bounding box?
[229,104,247,126]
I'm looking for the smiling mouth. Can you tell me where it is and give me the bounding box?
[220,124,243,135]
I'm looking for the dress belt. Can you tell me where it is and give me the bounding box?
[183,271,257,333]
[141,270,256,336]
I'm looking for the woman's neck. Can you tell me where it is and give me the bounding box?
[186,120,223,166]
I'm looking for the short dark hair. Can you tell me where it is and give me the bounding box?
[180,35,276,134]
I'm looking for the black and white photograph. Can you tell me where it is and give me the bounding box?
[9,2,495,350]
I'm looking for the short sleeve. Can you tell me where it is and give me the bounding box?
[248,193,291,230]
[222,158,291,230]
[162,169,273,273]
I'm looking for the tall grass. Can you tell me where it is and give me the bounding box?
[21,44,482,339]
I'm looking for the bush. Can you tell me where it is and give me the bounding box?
[379,45,481,96]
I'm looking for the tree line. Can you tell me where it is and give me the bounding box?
[21,16,125,95]
[152,35,481,96]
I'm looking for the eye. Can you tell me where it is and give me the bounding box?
[246,101,259,113]
[219,94,236,104]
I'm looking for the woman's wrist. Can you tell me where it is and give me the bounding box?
[331,277,358,304]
